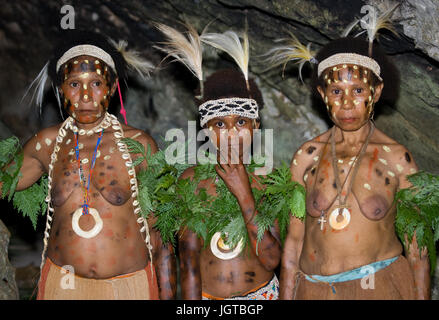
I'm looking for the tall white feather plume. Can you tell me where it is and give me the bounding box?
[341,18,360,38]
[22,61,49,115]
[200,30,249,82]
[262,32,316,82]
[154,23,203,80]
[110,39,155,79]
[359,3,400,56]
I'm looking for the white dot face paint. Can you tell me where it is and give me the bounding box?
[73,60,78,64]
[45,138,52,146]
[94,101,98,107]
[313,156,319,162]
[293,159,298,166]
[383,146,391,152]
[364,183,371,190]
[83,84,87,90]
[83,95,88,100]
[97,69,101,75]
[104,155,111,160]
[396,164,403,172]
[74,103,78,108]
[410,168,416,174]
[35,142,41,151]
[338,159,343,163]
[304,173,308,182]
[334,101,340,106]
[379,158,388,165]
[297,149,303,155]
[353,100,360,105]
[387,171,395,177]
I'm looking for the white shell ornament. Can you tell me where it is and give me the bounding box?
[210,232,244,260]
[71,207,103,239]
[328,208,351,230]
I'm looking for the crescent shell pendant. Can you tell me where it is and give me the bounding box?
[72,207,103,239]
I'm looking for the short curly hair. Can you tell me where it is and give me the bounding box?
[311,37,399,105]
[198,69,264,111]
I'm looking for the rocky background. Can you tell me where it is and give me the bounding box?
[0,0,437,299]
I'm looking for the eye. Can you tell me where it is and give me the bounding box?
[70,82,79,88]
[332,89,341,95]
[215,121,224,128]
[237,119,246,126]
[92,81,102,87]
[354,88,363,94]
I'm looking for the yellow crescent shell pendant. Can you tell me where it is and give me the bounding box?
[210,232,244,260]
[72,207,103,239]
[328,208,351,230]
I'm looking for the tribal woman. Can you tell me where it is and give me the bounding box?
[2,31,176,299]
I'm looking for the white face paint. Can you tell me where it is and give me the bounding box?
[363,183,371,190]
[293,159,298,166]
[313,156,319,162]
[104,155,111,160]
[304,173,308,182]
[382,146,391,152]
[379,158,388,165]
[297,149,302,155]
[396,164,403,172]
[387,171,395,177]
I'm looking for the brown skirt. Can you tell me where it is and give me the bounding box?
[37,258,159,300]
[293,255,415,300]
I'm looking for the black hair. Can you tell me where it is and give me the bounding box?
[48,30,127,87]
[311,37,399,104]
[198,69,264,111]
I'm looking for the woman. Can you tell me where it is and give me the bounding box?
[280,37,429,300]
[178,69,282,300]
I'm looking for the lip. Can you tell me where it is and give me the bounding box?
[339,117,357,123]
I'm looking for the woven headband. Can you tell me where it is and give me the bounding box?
[198,97,259,127]
[317,53,382,81]
[56,44,116,73]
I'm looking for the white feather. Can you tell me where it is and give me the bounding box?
[154,22,203,81]
[110,39,155,79]
[200,30,249,80]
[22,61,49,114]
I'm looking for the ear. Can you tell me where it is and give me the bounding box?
[373,82,384,102]
[317,86,326,101]
[110,78,118,97]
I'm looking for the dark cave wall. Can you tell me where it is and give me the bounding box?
[0,0,438,299]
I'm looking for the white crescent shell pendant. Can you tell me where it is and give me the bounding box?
[72,207,103,239]
[210,232,244,260]
[328,207,351,230]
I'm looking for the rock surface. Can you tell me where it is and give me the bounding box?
[0,219,19,300]
[0,0,438,298]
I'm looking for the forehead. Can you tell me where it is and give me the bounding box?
[322,64,372,85]
[62,55,108,76]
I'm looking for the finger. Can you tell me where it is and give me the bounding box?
[215,164,226,179]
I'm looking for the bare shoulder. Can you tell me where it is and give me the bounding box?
[290,129,331,183]
[122,125,158,154]
[372,127,418,188]
[22,124,62,161]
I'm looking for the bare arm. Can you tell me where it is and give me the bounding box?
[396,148,430,300]
[215,163,281,271]
[178,228,202,300]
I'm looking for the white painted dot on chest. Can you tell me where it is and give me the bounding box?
[45,138,52,146]
[35,142,41,151]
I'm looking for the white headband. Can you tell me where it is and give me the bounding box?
[56,44,116,73]
[198,97,259,127]
[317,53,382,81]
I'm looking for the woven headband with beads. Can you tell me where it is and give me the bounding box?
[317,53,382,81]
[56,44,116,73]
[198,97,259,127]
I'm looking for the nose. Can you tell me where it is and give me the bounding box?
[80,83,91,103]
[341,88,354,110]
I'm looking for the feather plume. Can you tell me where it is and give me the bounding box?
[200,30,249,81]
[359,3,400,55]
[110,39,155,79]
[341,18,360,38]
[154,22,203,81]
[22,61,49,115]
[262,32,315,82]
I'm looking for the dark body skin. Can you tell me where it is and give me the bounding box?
[178,115,281,299]
[12,55,176,299]
[280,64,430,300]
